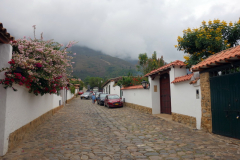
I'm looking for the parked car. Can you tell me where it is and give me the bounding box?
[78,90,84,95]
[86,89,93,93]
[95,92,102,101]
[97,93,108,105]
[80,92,93,99]
[104,94,123,108]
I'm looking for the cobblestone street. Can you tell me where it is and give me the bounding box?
[1,97,240,160]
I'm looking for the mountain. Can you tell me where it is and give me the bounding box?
[69,46,137,80]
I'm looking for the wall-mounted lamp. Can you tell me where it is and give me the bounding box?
[141,80,150,89]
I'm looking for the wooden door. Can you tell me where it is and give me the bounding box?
[160,73,171,114]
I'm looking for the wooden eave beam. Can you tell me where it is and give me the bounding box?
[150,68,171,80]
[215,62,223,65]
[223,59,237,63]
[193,67,205,72]
[151,74,157,80]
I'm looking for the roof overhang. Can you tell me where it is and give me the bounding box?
[192,56,240,72]
[149,68,171,80]
[0,22,14,44]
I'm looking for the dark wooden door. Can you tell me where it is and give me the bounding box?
[160,73,171,114]
[211,72,240,139]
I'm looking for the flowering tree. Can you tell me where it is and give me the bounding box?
[0,37,77,96]
[175,19,240,68]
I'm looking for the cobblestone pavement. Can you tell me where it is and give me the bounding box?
[1,97,240,160]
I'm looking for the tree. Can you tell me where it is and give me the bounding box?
[175,19,240,68]
[136,51,165,75]
[84,77,104,90]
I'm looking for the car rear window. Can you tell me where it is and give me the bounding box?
[108,95,119,99]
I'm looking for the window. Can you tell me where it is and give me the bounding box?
[196,89,199,99]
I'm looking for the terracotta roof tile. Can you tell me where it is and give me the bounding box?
[121,85,143,90]
[102,77,122,87]
[189,78,199,84]
[191,45,240,71]
[0,22,14,43]
[145,60,186,77]
[171,73,193,83]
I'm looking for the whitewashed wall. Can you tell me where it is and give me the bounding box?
[0,43,78,156]
[174,66,187,78]
[103,81,121,97]
[149,75,160,114]
[0,85,76,156]
[110,82,121,96]
[122,87,151,108]
[0,44,12,156]
[171,74,201,129]
[66,88,77,102]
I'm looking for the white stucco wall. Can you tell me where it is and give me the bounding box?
[122,87,151,108]
[66,88,77,102]
[0,84,76,156]
[103,81,121,96]
[171,79,201,129]
[173,66,187,78]
[0,44,12,156]
[110,82,121,96]
[149,76,160,114]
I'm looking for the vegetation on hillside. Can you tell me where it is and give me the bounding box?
[70,46,137,80]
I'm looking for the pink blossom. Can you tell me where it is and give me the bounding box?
[73,53,76,55]
[35,63,42,68]
[3,36,75,96]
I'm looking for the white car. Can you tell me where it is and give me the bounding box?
[80,92,93,99]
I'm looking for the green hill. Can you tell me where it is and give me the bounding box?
[70,46,137,80]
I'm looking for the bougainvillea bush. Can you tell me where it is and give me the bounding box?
[0,38,76,96]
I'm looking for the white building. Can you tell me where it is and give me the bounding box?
[122,60,201,129]
[102,77,122,97]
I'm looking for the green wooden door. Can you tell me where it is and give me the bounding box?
[210,72,240,139]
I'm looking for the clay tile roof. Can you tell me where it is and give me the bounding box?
[171,73,193,83]
[191,45,240,71]
[102,76,122,87]
[189,78,199,84]
[145,60,186,77]
[0,22,14,44]
[121,85,143,90]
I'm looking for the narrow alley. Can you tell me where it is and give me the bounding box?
[1,98,240,160]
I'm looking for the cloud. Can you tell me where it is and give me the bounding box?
[1,0,240,62]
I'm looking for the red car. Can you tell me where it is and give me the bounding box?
[104,94,123,108]
[78,90,84,95]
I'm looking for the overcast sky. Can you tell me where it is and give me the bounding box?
[1,0,240,62]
